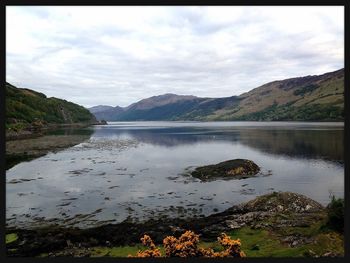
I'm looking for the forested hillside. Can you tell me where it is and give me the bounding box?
[6,82,97,131]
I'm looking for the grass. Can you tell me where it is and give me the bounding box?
[275,221,325,237]
[228,227,311,257]
[35,224,343,257]
[86,227,336,257]
[6,233,18,244]
[38,246,154,257]
[91,245,167,257]
[91,245,149,257]
[227,224,344,257]
[6,122,28,132]
[27,197,345,258]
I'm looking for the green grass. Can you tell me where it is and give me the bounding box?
[275,222,325,237]
[35,226,344,258]
[87,227,328,258]
[90,242,223,257]
[229,227,292,257]
[6,122,28,132]
[90,245,165,257]
[34,208,344,258]
[91,246,140,257]
[6,233,18,244]
[226,225,344,257]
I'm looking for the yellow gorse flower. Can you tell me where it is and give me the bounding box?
[129,230,245,258]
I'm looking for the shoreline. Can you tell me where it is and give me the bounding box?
[5,122,102,141]
[5,191,344,257]
[5,124,96,170]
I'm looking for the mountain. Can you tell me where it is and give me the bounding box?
[222,68,344,121]
[89,68,344,121]
[89,106,124,121]
[89,105,115,113]
[126,93,198,110]
[89,94,207,121]
[88,105,124,121]
[114,94,207,121]
[89,94,241,121]
[6,82,97,131]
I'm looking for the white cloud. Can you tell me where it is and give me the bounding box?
[6,6,344,107]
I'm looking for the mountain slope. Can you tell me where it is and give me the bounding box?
[126,93,198,111]
[89,68,344,121]
[6,82,97,130]
[217,68,344,121]
[89,105,115,114]
[91,106,124,121]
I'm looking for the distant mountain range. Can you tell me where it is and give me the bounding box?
[89,68,344,121]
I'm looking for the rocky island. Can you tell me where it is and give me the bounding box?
[190,159,260,181]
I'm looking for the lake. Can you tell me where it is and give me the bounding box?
[6,121,344,229]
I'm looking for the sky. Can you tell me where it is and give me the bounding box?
[6,6,344,108]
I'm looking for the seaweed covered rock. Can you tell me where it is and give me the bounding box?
[190,159,260,181]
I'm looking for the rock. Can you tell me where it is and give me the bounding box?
[66,240,73,247]
[243,192,324,213]
[31,119,45,130]
[190,159,260,181]
[291,240,299,247]
[322,251,340,257]
[281,235,313,248]
[251,244,260,250]
[226,219,245,229]
[277,205,284,211]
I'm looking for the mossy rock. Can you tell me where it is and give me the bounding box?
[191,159,260,181]
[243,192,324,213]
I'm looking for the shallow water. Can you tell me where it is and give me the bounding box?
[6,121,344,228]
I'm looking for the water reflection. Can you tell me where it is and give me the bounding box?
[239,129,343,162]
[6,122,344,228]
[93,123,343,163]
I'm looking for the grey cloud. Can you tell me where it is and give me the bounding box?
[6,6,343,108]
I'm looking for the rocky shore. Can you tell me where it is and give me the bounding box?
[6,192,344,257]
[6,122,101,141]
[5,130,93,170]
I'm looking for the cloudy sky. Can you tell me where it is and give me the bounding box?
[6,6,344,108]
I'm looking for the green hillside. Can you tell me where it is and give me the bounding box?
[6,82,97,131]
[208,68,344,121]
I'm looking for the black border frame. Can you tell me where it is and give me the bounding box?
[1,1,348,263]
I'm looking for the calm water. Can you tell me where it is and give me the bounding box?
[6,121,344,228]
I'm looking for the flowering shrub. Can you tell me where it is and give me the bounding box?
[217,233,246,257]
[129,230,245,258]
[163,230,201,257]
[132,235,162,257]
